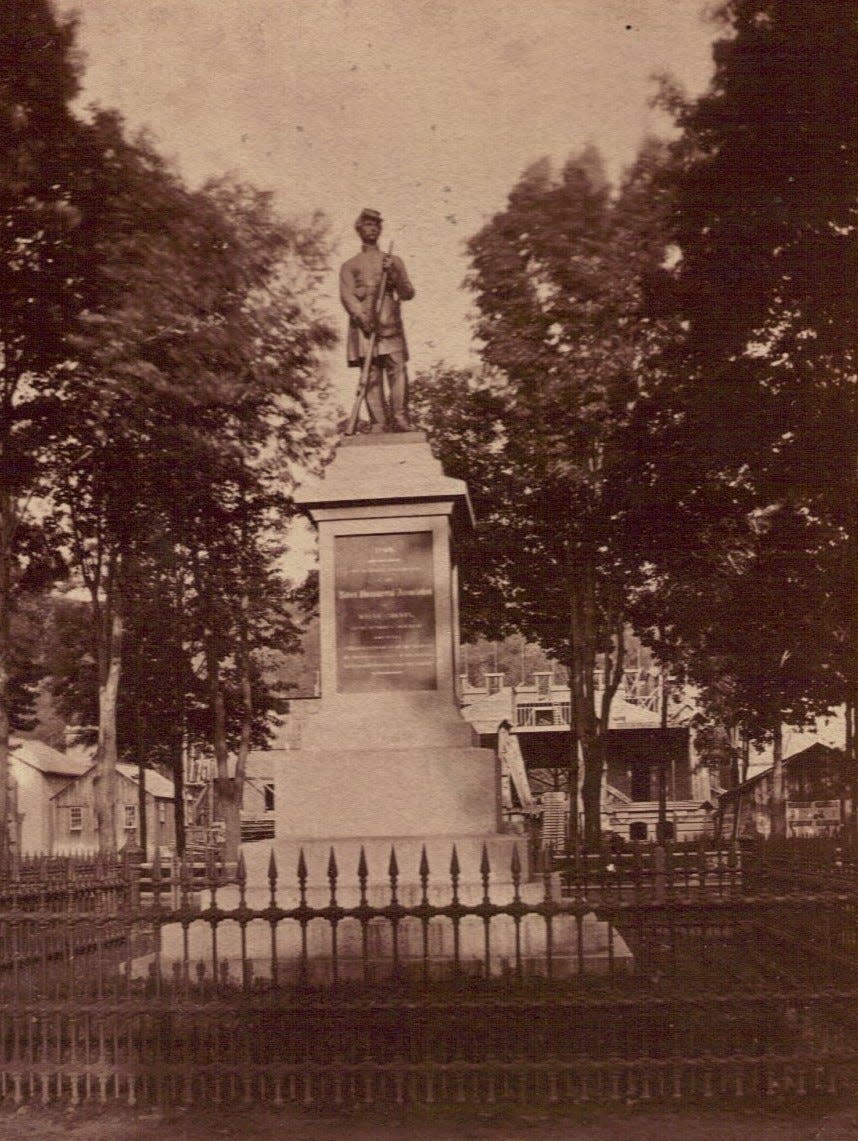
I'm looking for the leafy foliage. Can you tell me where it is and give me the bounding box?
[631,0,855,774]
[40,132,337,852]
[414,142,680,843]
[0,4,338,855]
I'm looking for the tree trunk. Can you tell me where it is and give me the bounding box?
[566,556,580,850]
[171,562,186,856]
[566,737,581,850]
[586,618,625,849]
[205,638,240,863]
[563,503,626,849]
[213,776,241,864]
[573,643,600,843]
[172,736,186,859]
[136,710,147,858]
[848,489,857,836]
[94,603,123,854]
[568,553,602,846]
[770,720,786,838]
[581,739,604,848]
[847,692,856,837]
[235,590,252,805]
[0,489,12,875]
[657,670,668,840]
[740,732,750,784]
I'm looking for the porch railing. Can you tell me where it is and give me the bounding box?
[514,701,571,729]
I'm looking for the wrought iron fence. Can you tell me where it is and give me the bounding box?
[548,836,858,899]
[0,838,855,1109]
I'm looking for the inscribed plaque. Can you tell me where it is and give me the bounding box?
[335,532,437,692]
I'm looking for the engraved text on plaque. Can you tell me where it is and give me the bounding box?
[335,532,437,692]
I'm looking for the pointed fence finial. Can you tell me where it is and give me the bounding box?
[357,847,369,903]
[510,844,522,900]
[236,851,247,888]
[480,843,491,902]
[267,848,278,905]
[419,845,430,904]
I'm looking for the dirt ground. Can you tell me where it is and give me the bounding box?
[0,1102,857,1140]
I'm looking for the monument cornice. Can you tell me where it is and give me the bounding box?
[295,432,475,530]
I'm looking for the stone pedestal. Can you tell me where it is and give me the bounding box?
[276,432,522,894]
[260,431,631,975]
[129,433,631,983]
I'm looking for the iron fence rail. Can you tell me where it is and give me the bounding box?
[0,837,854,1108]
[0,989,855,1108]
[1,844,853,1000]
[550,837,858,900]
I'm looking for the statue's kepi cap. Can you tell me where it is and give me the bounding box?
[356,207,383,226]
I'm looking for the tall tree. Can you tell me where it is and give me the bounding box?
[46,134,335,853]
[179,486,298,860]
[0,1,118,868]
[637,0,857,833]
[414,142,678,844]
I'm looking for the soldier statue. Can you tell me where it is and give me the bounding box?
[340,208,415,433]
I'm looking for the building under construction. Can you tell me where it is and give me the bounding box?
[459,667,716,848]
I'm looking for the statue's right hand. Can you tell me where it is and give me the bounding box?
[360,317,375,336]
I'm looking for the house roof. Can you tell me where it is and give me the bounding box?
[10,738,91,778]
[459,687,516,736]
[720,743,843,801]
[116,763,174,799]
[50,762,174,801]
[602,694,662,730]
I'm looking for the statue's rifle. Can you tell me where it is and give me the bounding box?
[345,242,394,436]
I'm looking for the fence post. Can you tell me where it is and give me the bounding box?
[124,847,141,910]
[728,840,740,896]
[653,844,667,905]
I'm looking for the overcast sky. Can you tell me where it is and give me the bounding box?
[60,1,717,385]
[57,1,717,575]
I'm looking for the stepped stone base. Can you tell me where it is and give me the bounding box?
[130,840,632,983]
[132,434,630,982]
